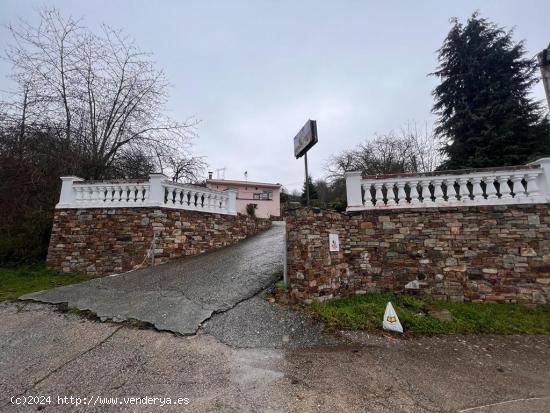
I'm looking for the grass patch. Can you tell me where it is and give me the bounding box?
[275,280,288,290]
[126,318,155,329]
[0,265,97,301]
[309,292,550,334]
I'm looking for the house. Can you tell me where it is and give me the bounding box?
[206,178,281,218]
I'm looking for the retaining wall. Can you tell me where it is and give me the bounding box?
[47,208,271,275]
[286,205,550,304]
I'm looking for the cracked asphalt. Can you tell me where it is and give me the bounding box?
[21,223,287,335]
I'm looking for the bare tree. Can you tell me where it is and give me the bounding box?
[401,122,442,173]
[162,153,207,183]
[2,7,202,180]
[325,123,442,179]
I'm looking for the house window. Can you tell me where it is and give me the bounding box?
[253,190,273,200]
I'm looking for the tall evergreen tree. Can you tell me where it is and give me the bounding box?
[432,13,550,169]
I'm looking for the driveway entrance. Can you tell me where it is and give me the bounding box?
[22,223,285,335]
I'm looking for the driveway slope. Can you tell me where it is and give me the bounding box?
[21,223,285,335]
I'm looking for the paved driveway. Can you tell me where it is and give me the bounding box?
[21,223,285,335]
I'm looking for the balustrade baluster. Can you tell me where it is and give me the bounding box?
[120,185,128,203]
[471,178,484,202]
[128,186,133,203]
[128,185,136,203]
[396,182,407,205]
[420,180,431,203]
[525,173,541,197]
[115,186,122,203]
[116,186,122,203]
[86,187,93,203]
[84,187,90,203]
[484,176,498,200]
[442,179,452,202]
[112,186,119,203]
[445,179,458,201]
[98,186,105,203]
[511,175,526,199]
[458,178,470,202]
[79,187,87,203]
[497,176,512,199]
[172,188,178,205]
[142,185,149,203]
[373,183,384,206]
[362,183,373,207]
[111,186,120,203]
[88,186,96,203]
[433,179,444,203]
[408,181,420,205]
[386,183,397,206]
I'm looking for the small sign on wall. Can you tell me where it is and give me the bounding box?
[329,233,340,252]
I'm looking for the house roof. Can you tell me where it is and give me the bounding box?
[206,179,281,189]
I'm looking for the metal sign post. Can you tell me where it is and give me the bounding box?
[304,152,309,206]
[293,119,318,207]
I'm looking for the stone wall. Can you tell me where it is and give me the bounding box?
[286,205,550,304]
[47,208,271,275]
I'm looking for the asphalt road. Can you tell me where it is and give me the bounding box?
[1,301,549,412]
[21,223,286,335]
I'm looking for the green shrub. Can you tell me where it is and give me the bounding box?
[246,203,257,217]
[0,209,54,265]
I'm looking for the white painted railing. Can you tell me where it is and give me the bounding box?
[346,158,550,211]
[56,174,237,215]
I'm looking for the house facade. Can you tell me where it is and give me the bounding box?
[206,178,281,218]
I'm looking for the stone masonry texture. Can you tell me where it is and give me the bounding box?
[286,205,550,304]
[47,208,271,275]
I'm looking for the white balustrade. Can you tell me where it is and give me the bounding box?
[346,158,550,211]
[56,174,237,215]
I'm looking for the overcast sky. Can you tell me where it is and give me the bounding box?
[1,1,549,191]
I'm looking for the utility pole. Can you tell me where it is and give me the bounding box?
[538,43,550,111]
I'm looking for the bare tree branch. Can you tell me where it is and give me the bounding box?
[325,122,443,180]
[1,6,204,181]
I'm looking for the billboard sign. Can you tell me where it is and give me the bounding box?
[293,120,318,158]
